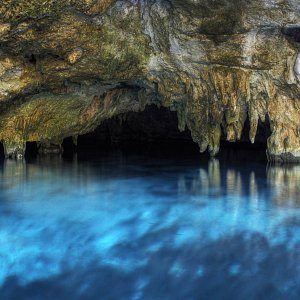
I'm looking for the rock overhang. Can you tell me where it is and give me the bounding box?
[0,0,299,161]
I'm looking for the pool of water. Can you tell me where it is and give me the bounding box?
[0,152,300,299]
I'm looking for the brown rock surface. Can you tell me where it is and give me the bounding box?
[0,0,299,161]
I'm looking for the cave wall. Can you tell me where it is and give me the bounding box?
[0,0,299,161]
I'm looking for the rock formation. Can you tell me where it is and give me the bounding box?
[0,0,299,161]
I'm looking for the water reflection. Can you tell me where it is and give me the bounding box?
[2,157,300,207]
[0,155,300,299]
[267,165,300,207]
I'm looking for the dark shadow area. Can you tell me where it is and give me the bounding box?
[62,137,77,157]
[25,142,38,158]
[282,25,300,43]
[24,53,37,65]
[76,105,202,160]
[0,142,4,160]
[77,106,269,161]
[78,105,193,144]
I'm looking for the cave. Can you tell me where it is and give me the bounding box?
[0,103,271,162]
[1,1,300,299]
[75,105,199,157]
[59,104,270,162]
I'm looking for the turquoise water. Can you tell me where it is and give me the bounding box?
[0,153,300,299]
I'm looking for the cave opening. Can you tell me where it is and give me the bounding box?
[0,106,271,161]
[75,105,201,159]
[73,105,270,161]
[24,53,37,65]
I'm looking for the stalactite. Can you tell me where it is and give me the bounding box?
[0,0,299,161]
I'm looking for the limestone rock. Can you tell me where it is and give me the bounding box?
[0,0,299,161]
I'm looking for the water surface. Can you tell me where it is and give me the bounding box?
[0,152,300,299]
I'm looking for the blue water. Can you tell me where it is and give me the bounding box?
[0,153,300,299]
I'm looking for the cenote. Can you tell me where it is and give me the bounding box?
[0,116,300,300]
[1,1,300,299]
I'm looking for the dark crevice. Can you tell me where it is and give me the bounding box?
[282,25,300,43]
[24,51,65,65]
[24,53,37,65]
[0,142,4,159]
[40,51,64,60]
[28,54,37,64]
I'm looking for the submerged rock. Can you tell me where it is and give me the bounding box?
[0,0,299,161]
